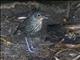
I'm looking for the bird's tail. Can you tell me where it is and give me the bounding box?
[13,25,20,35]
[13,29,18,35]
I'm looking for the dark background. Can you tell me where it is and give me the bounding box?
[1,0,78,4]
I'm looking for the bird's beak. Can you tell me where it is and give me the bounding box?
[43,14,50,19]
[43,16,48,19]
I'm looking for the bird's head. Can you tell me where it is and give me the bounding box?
[32,11,48,21]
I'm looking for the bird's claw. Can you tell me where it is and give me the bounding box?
[25,37,38,53]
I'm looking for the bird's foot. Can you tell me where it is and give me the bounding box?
[25,37,38,53]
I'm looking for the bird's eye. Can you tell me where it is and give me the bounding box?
[37,14,41,17]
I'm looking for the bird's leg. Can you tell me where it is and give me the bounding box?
[25,37,36,53]
[28,37,36,49]
[30,38,35,49]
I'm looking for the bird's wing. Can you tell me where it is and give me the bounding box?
[13,18,30,35]
[13,18,42,35]
[24,20,42,35]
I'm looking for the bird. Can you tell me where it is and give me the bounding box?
[13,9,48,53]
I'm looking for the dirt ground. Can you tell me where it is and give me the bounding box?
[0,1,80,60]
